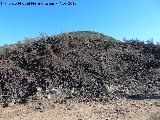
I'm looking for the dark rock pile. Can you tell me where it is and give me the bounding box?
[0,31,160,107]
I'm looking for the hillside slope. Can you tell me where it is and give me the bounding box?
[0,31,160,107]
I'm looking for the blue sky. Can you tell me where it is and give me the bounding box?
[0,0,160,46]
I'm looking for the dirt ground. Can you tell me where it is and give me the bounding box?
[0,99,160,120]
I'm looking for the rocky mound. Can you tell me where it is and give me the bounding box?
[0,31,160,107]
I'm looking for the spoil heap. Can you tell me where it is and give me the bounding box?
[0,31,160,106]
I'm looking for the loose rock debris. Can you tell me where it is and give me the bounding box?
[0,31,160,107]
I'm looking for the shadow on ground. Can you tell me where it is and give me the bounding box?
[127,95,160,100]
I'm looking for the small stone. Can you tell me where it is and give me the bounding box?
[36,87,42,92]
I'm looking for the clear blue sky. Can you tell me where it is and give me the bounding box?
[0,0,160,46]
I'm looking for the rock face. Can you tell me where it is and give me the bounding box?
[0,31,160,106]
